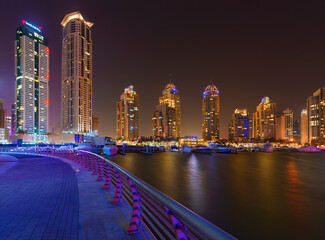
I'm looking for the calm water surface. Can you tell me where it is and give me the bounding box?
[106,152,325,240]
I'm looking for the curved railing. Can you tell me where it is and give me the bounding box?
[0,146,237,240]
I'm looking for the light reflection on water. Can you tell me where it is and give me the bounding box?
[106,152,325,240]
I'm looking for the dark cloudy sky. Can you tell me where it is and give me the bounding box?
[0,0,324,138]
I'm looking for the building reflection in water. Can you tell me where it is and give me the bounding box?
[287,160,305,226]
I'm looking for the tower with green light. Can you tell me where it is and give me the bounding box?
[15,20,49,135]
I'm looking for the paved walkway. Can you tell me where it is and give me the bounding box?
[0,154,145,240]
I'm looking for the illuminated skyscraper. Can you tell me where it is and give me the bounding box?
[0,99,4,128]
[228,109,249,140]
[152,83,181,138]
[306,87,325,143]
[116,86,139,140]
[275,108,293,140]
[252,97,276,139]
[61,12,93,133]
[301,109,308,144]
[202,84,220,141]
[15,21,49,134]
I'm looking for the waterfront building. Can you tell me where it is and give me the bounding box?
[61,12,93,133]
[11,103,16,135]
[5,116,12,140]
[301,109,308,144]
[293,119,301,143]
[0,99,4,128]
[306,87,325,143]
[202,84,220,141]
[228,109,249,141]
[275,108,293,141]
[117,86,139,140]
[15,21,49,134]
[92,116,99,135]
[152,83,181,138]
[179,136,205,147]
[252,96,276,140]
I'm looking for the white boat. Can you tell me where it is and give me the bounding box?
[262,143,274,152]
[192,145,212,154]
[169,145,179,152]
[298,145,320,152]
[102,140,118,156]
[179,145,192,153]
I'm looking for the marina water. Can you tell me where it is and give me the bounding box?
[106,152,325,240]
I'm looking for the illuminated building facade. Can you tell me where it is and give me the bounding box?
[15,21,49,134]
[11,104,16,135]
[117,86,139,140]
[307,87,325,143]
[61,12,93,133]
[252,97,276,139]
[202,84,220,141]
[152,83,181,138]
[0,99,4,128]
[92,116,99,135]
[293,119,301,143]
[228,109,249,140]
[275,108,293,140]
[300,109,308,144]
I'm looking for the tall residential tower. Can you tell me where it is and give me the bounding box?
[202,84,220,141]
[152,83,181,138]
[228,109,249,140]
[61,12,93,133]
[15,21,49,134]
[306,87,325,143]
[116,86,139,140]
[252,97,276,140]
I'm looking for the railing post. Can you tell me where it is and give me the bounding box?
[112,169,122,204]
[92,157,98,175]
[165,206,190,240]
[97,160,104,181]
[127,178,142,234]
[103,163,111,189]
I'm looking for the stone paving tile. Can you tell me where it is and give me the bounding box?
[0,154,78,240]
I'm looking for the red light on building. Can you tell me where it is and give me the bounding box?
[39,26,42,30]
[46,48,50,53]
[45,100,49,105]
[45,74,50,78]
[22,20,26,24]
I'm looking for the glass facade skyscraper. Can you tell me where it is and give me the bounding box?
[116,85,139,140]
[152,83,181,138]
[15,21,49,134]
[202,84,220,141]
[61,12,93,133]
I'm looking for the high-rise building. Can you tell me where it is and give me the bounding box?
[152,83,181,138]
[92,116,99,134]
[116,86,139,140]
[301,109,308,144]
[61,12,93,133]
[252,97,276,140]
[15,21,49,134]
[202,84,220,141]
[11,104,16,135]
[306,87,325,144]
[293,119,301,143]
[0,99,4,128]
[275,108,293,141]
[228,109,249,140]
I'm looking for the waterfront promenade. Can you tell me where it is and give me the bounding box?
[0,153,143,240]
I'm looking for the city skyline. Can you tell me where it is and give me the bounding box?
[1,1,325,138]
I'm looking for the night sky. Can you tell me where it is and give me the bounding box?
[0,0,325,138]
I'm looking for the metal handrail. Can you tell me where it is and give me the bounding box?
[0,146,237,240]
